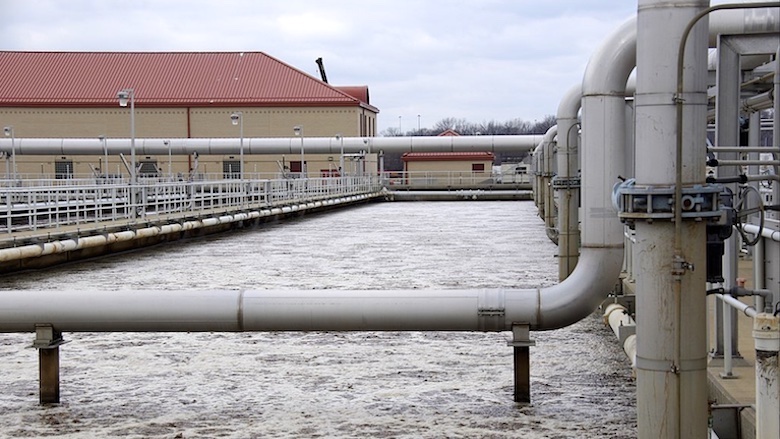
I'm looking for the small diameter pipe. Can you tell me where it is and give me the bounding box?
[741,223,780,242]
[603,303,637,369]
[713,293,758,318]
[708,146,779,153]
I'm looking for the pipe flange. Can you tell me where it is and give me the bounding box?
[613,181,727,225]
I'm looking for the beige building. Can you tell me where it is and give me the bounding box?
[402,152,496,174]
[0,51,379,179]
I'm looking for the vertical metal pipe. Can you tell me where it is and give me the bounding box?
[541,126,558,243]
[556,85,582,280]
[634,1,709,438]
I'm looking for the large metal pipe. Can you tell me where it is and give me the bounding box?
[634,1,710,438]
[0,135,543,156]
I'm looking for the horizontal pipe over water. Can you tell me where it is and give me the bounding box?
[0,247,623,333]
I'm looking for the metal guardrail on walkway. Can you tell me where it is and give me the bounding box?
[1,176,380,236]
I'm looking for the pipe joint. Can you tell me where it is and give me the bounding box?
[613,180,730,227]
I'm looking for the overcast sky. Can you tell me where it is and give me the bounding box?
[2,1,639,134]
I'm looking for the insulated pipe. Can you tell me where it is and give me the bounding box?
[0,135,544,156]
[634,1,709,438]
[555,85,582,280]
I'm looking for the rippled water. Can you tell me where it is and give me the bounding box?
[0,201,636,438]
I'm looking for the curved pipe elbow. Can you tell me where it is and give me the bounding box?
[582,17,637,97]
[529,247,623,330]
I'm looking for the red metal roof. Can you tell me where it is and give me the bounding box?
[402,152,495,162]
[335,86,370,104]
[0,51,378,111]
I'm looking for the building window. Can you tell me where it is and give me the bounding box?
[54,160,74,179]
[223,160,241,179]
[289,161,302,173]
[472,163,486,173]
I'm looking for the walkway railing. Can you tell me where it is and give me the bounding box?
[1,175,380,234]
[382,170,531,188]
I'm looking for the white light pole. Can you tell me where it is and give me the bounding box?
[3,126,15,180]
[99,135,107,178]
[335,133,344,177]
[164,140,171,180]
[116,88,136,217]
[230,112,243,180]
[293,125,304,178]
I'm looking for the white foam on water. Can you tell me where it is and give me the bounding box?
[0,201,636,438]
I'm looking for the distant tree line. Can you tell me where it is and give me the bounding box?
[380,115,556,137]
[380,115,556,170]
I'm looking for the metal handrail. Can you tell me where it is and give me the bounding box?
[1,176,380,234]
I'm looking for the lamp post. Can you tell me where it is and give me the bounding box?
[116,88,136,217]
[293,125,305,178]
[99,135,107,178]
[3,126,15,180]
[335,133,344,177]
[230,112,243,180]
[163,140,171,180]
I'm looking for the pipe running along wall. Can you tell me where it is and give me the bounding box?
[0,135,544,156]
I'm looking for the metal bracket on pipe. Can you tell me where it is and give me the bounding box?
[31,324,68,349]
[506,324,536,348]
[551,176,581,190]
[613,180,728,226]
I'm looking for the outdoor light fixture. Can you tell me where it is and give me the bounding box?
[116,88,136,217]
[3,126,15,180]
[293,125,304,178]
[116,90,130,107]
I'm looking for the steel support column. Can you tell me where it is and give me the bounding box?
[507,324,535,403]
[33,324,67,404]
